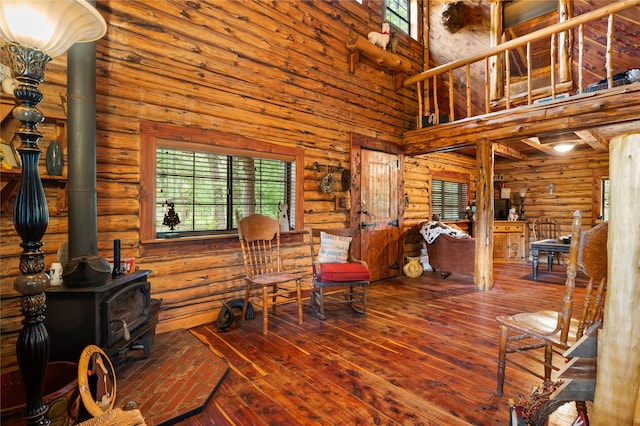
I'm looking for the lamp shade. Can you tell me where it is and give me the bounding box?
[0,0,106,58]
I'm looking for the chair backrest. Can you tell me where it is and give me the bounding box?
[236,212,281,277]
[308,228,354,264]
[576,221,608,339]
[558,211,608,344]
[531,216,561,241]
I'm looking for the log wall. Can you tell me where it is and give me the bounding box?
[495,151,610,251]
[0,0,614,374]
[0,0,424,372]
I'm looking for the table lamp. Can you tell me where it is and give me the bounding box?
[519,187,528,218]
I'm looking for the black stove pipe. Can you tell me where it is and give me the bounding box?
[63,0,110,286]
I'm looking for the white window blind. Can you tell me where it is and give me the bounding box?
[432,179,469,220]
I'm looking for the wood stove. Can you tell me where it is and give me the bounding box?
[45,270,157,364]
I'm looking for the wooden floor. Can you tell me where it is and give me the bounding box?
[184,262,590,425]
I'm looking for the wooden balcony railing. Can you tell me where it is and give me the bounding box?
[403,0,640,129]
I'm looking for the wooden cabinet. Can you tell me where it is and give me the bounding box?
[493,220,528,261]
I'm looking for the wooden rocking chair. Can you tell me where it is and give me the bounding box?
[309,228,370,320]
[495,210,607,409]
[236,212,304,335]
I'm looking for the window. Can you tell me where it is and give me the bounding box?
[156,148,294,237]
[431,178,469,221]
[386,0,418,39]
[601,178,610,221]
[140,122,304,242]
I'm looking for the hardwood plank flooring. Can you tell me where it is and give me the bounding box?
[184,262,591,425]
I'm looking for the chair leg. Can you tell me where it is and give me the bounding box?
[574,401,589,425]
[262,286,269,335]
[362,283,367,316]
[296,280,303,325]
[241,281,252,323]
[544,343,553,381]
[316,285,326,320]
[271,284,277,315]
[496,324,508,396]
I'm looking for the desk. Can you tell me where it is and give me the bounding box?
[530,239,571,280]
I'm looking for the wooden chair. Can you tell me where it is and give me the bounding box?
[309,228,370,320]
[495,211,607,399]
[236,212,304,335]
[531,216,562,267]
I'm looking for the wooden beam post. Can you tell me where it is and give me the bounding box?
[593,133,640,424]
[474,138,494,290]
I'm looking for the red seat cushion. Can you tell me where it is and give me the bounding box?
[318,263,370,282]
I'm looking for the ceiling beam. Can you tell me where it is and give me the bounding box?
[494,143,528,160]
[574,129,609,152]
[520,137,559,156]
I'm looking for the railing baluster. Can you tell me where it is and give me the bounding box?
[449,69,454,122]
[505,49,511,110]
[433,76,439,125]
[527,42,532,105]
[416,80,423,129]
[578,24,584,93]
[606,14,615,89]
[466,64,472,118]
[484,58,490,114]
[551,33,557,99]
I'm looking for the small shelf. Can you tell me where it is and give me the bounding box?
[346,35,411,89]
[1,172,68,213]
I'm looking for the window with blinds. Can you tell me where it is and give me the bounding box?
[431,179,469,221]
[156,147,294,237]
[601,178,610,221]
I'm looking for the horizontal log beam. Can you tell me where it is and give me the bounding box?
[403,86,640,155]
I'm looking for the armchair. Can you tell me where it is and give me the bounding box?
[425,234,475,278]
[420,221,474,278]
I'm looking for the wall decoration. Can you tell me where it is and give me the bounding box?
[367,22,391,50]
[1,140,20,170]
[335,195,349,211]
[441,2,465,33]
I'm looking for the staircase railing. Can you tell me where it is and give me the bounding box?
[403,0,640,129]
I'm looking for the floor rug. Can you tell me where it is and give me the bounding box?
[114,329,229,425]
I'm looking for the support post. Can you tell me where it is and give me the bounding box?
[592,133,640,424]
[474,138,494,290]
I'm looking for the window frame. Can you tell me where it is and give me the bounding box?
[140,121,304,247]
[385,0,418,40]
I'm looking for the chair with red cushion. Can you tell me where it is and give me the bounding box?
[309,228,370,320]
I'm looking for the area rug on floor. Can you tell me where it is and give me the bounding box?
[114,328,229,425]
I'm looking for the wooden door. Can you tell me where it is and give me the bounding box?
[360,149,401,281]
